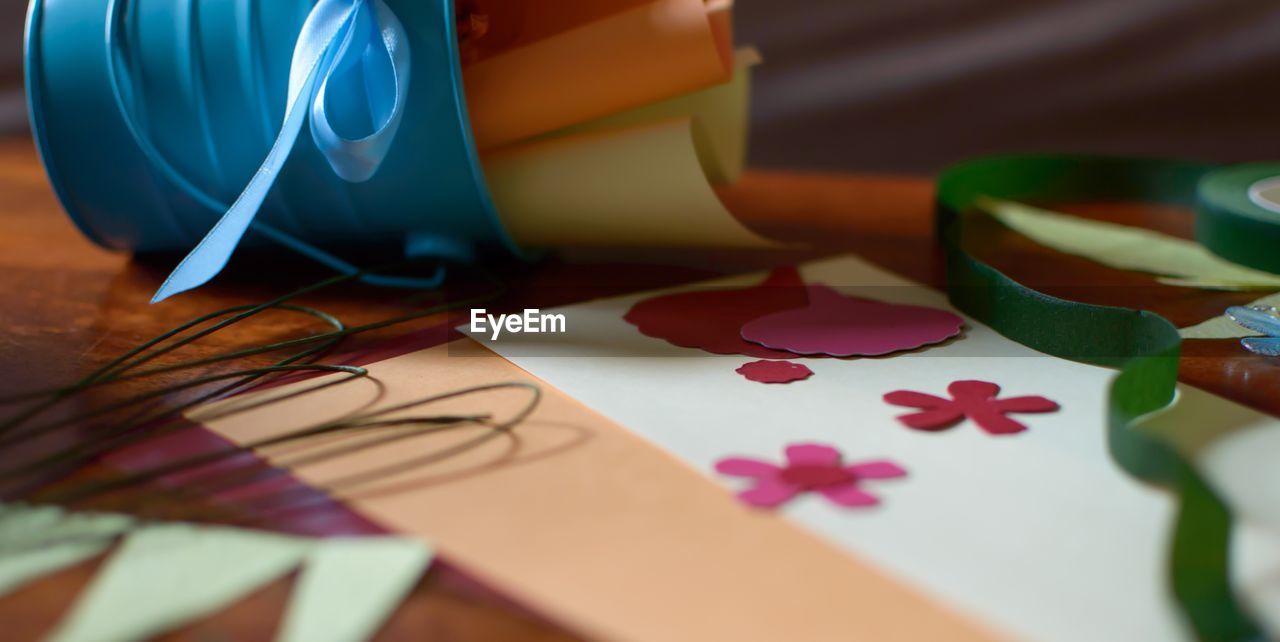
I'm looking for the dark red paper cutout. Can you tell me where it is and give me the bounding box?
[735,360,813,384]
[883,380,1060,435]
[740,284,965,357]
[624,267,809,358]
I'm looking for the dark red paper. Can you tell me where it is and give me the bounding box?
[883,380,1060,435]
[624,267,809,358]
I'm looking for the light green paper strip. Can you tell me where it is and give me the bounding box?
[276,537,433,642]
[2,502,437,642]
[979,197,1280,290]
[0,504,133,597]
[46,522,311,642]
[979,198,1280,339]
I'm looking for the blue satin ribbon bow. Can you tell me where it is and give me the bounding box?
[151,0,411,303]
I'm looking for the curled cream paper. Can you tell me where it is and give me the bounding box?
[543,47,759,184]
[464,0,734,150]
[483,116,774,248]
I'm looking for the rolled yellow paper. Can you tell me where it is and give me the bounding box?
[483,117,772,249]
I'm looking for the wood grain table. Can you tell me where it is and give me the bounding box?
[0,134,1274,641]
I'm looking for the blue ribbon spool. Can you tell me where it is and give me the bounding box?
[26,0,524,301]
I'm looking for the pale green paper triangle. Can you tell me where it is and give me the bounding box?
[978,198,1280,338]
[275,537,433,642]
[1,506,432,642]
[46,522,310,642]
[1179,292,1280,339]
[0,504,133,597]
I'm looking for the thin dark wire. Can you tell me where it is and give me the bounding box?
[215,384,543,525]
[0,256,498,414]
[0,365,370,483]
[163,381,540,509]
[0,261,532,528]
[1,262,499,458]
[52,382,541,517]
[0,305,348,438]
[11,383,541,550]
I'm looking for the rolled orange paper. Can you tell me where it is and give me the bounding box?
[460,0,658,63]
[464,0,734,150]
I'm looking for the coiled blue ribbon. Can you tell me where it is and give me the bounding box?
[151,0,411,303]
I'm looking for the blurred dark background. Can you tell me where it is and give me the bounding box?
[1,0,1277,174]
[0,1,23,134]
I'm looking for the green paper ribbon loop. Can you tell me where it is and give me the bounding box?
[936,155,1265,641]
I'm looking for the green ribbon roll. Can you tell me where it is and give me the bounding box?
[1198,163,1280,275]
[936,155,1266,642]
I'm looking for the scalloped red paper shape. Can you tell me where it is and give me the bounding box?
[740,285,965,357]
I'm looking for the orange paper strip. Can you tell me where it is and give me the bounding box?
[197,340,1003,642]
[463,0,735,150]
[459,0,658,63]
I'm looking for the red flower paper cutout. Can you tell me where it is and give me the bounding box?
[624,267,809,358]
[883,380,1059,435]
[715,443,906,509]
[736,360,813,384]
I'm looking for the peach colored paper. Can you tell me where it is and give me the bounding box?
[463,0,735,150]
[195,340,1002,642]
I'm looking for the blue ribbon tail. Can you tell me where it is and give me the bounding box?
[151,0,410,303]
[149,86,313,304]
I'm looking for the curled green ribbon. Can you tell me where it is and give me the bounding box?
[936,155,1266,641]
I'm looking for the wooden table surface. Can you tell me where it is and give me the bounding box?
[0,135,1274,641]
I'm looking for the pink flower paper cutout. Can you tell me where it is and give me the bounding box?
[715,443,907,509]
[883,380,1060,435]
[736,360,813,384]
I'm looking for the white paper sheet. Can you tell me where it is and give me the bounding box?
[468,254,1280,642]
